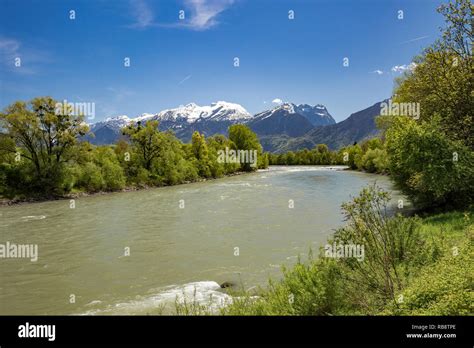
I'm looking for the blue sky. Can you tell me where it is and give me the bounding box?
[0,0,445,122]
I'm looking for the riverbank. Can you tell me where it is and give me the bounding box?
[0,169,267,207]
[0,165,353,207]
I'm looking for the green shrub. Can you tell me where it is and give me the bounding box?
[332,185,423,311]
[359,148,388,173]
[78,162,104,192]
[385,117,474,209]
[101,160,126,191]
[224,257,346,315]
[61,164,83,193]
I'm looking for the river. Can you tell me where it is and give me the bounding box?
[0,166,404,314]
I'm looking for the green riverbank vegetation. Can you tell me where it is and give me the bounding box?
[0,107,268,200]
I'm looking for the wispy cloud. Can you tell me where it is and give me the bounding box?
[127,0,236,31]
[0,37,52,74]
[370,70,384,75]
[272,98,283,104]
[0,37,21,70]
[391,62,417,73]
[399,35,430,45]
[128,0,154,29]
[178,74,192,85]
[183,0,235,30]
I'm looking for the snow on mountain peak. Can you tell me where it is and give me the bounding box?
[155,101,251,123]
[99,115,131,129]
[252,102,335,126]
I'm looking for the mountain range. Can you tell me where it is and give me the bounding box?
[87,100,384,152]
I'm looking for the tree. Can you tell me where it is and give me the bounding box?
[341,144,362,169]
[228,125,263,171]
[393,0,473,147]
[385,116,474,208]
[191,131,212,178]
[0,97,89,194]
[122,120,162,170]
[384,0,474,208]
[316,144,330,164]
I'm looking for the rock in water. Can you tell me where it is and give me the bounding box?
[220,281,235,289]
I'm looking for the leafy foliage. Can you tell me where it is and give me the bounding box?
[385,116,474,208]
[0,98,267,198]
[0,97,88,196]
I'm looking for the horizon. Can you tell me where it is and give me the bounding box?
[86,99,380,125]
[1,0,444,122]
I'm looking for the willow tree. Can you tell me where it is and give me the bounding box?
[0,97,88,194]
[122,120,162,171]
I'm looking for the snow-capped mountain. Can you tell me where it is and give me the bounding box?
[86,101,337,146]
[247,103,315,138]
[157,101,251,123]
[294,104,335,126]
[87,101,252,144]
[250,102,335,126]
[245,102,335,138]
[90,115,131,131]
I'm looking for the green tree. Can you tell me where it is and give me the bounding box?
[385,116,474,208]
[122,120,162,171]
[393,0,473,147]
[228,124,263,171]
[191,131,212,178]
[0,97,88,195]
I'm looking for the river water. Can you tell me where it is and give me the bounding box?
[0,166,403,315]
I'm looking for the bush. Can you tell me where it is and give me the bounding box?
[61,164,83,193]
[78,162,104,192]
[101,160,126,191]
[385,117,474,208]
[359,148,388,173]
[332,185,423,311]
[224,256,346,315]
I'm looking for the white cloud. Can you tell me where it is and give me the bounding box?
[371,70,384,75]
[391,62,417,73]
[129,0,153,29]
[127,0,236,31]
[183,0,235,30]
[272,98,283,104]
[0,37,20,58]
[0,37,52,74]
